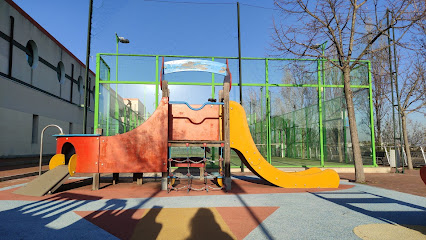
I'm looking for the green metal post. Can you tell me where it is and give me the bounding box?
[265,59,272,163]
[321,43,327,164]
[106,64,110,136]
[292,110,296,158]
[286,120,289,158]
[254,112,257,145]
[128,110,131,130]
[282,118,285,158]
[343,97,347,163]
[94,54,100,133]
[115,35,120,134]
[368,61,377,166]
[305,106,310,159]
[273,117,276,159]
[317,60,324,167]
[123,106,127,133]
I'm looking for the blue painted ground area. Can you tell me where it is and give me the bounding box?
[0,179,425,239]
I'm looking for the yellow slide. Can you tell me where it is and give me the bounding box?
[229,101,340,188]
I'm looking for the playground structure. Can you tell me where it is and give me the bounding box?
[14,58,341,196]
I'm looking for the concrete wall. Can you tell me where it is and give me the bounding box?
[0,0,96,157]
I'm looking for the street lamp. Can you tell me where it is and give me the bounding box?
[115,33,130,82]
[312,41,327,57]
[114,33,130,134]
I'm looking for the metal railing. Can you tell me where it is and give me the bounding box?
[39,125,64,175]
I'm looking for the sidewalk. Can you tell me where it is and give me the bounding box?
[339,169,426,197]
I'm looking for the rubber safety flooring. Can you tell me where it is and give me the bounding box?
[0,175,425,239]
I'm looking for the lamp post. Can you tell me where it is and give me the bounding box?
[114,33,129,134]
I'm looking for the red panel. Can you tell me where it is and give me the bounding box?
[169,104,220,141]
[99,98,169,173]
[56,136,100,173]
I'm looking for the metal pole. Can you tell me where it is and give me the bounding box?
[387,9,399,171]
[392,16,404,173]
[8,16,14,78]
[237,2,244,171]
[237,2,243,105]
[83,0,93,134]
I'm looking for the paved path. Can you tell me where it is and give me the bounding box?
[0,175,425,240]
[340,170,426,197]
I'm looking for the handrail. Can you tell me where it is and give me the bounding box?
[169,101,224,111]
[39,125,64,176]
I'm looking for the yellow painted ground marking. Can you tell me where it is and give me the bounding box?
[354,224,426,240]
[130,208,236,240]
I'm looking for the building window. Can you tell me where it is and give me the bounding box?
[26,40,38,69]
[57,61,65,84]
[77,76,83,93]
[69,122,73,134]
[31,115,39,144]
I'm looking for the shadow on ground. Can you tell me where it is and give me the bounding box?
[310,191,426,234]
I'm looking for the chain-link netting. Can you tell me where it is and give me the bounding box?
[96,54,375,167]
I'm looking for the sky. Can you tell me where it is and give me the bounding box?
[12,0,424,128]
[13,0,278,68]
[13,0,281,113]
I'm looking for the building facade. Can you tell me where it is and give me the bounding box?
[0,0,95,157]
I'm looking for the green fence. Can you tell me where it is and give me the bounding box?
[95,54,376,168]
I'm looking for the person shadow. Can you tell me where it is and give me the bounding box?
[186,208,234,240]
[130,206,163,240]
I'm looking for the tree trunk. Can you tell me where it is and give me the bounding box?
[401,113,413,170]
[343,67,365,183]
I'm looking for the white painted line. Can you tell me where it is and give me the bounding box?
[0,183,27,191]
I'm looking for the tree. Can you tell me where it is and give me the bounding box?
[272,0,425,182]
[370,39,391,146]
[407,120,425,147]
[398,56,425,169]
